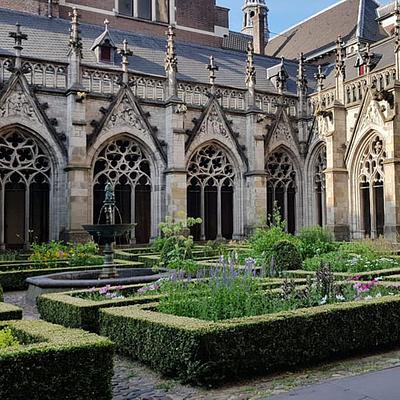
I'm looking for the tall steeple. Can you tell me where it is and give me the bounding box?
[241,0,269,43]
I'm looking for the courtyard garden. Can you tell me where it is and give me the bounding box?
[3,210,400,397]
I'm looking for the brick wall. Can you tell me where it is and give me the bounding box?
[0,0,59,17]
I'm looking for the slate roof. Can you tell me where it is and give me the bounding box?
[322,36,395,89]
[266,0,387,60]
[0,7,318,96]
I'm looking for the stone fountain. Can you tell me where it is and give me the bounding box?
[83,182,134,279]
[26,183,169,301]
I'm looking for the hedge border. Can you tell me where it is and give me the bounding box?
[37,284,162,332]
[0,320,114,400]
[100,295,400,386]
[0,302,22,320]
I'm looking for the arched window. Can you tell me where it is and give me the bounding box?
[93,136,151,244]
[266,151,297,233]
[187,144,235,241]
[358,134,386,238]
[0,130,51,248]
[314,147,327,226]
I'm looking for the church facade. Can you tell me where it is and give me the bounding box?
[0,0,399,249]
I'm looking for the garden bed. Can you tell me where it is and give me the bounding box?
[100,295,400,386]
[0,303,22,321]
[37,284,162,332]
[0,320,114,399]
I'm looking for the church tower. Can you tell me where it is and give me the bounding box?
[242,0,269,43]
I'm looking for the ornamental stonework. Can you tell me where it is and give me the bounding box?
[106,95,146,131]
[0,84,38,122]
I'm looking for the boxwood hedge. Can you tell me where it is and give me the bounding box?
[0,320,114,400]
[37,286,161,332]
[100,295,400,386]
[0,302,22,320]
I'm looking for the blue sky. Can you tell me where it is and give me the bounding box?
[217,0,392,36]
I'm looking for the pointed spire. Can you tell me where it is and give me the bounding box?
[118,39,133,85]
[68,7,82,57]
[104,18,110,31]
[363,43,375,76]
[276,57,288,94]
[335,35,346,79]
[297,53,308,93]
[314,65,326,93]
[9,23,28,70]
[165,25,178,98]
[207,56,219,94]
[245,41,256,107]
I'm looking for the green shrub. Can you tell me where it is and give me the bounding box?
[298,226,336,259]
[100,295,400,386]
[38,287,162,332]
[29,241,101,267]
[0,303,23,321]
[0,327,19,349]
[272,240,302,272]
[0,320,114,399]
[0,285,3,302]
[156,216,202,269]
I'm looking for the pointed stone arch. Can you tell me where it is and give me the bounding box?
[0,125,65,248]
[265,146,301,233]
[305,141,327,227]
[186,139,245,241]
[185,96,248,170]
[348,131,387,239]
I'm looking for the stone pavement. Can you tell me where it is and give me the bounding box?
[5,290,400,400]
[265,366,400,400]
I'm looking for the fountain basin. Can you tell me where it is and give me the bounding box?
[26,267,169,302]
[82,224,135,239]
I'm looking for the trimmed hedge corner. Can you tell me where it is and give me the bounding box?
[0,302,23,320]
[0,320,114,399]
[37,286,161,332]
[100,296,400,386]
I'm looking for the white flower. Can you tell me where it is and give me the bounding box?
[319,295,328,305]
[375,293,382,298]
[336,294,345,301]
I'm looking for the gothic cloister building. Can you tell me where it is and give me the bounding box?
[1,0,400,248]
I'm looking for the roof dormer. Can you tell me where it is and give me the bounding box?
[91,19,117,63]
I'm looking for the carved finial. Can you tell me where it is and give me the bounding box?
[245,41,256,86]
[297,52,308,92]
[165,25,178,98]
[246,41,256,107]
[118,39,133,84]
[276,57,288,94]
[68,7,82,56]
[395,1,400,53]
[314,65,326,93]
[9,23,28,70]
[207,55,219,93]
[362,43,375,75]
[104,18,110,31]
[335,35,346,78]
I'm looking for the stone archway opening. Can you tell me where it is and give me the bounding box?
[0,130,51,249]
[314,146,327,227]
[266,150,297,234]
[93,136,152,244]
[187,144,235,241]
[358,135,386,238]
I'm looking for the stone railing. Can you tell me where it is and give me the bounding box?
[0,57,68,89]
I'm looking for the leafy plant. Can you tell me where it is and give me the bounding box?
[272,240,302,273]
[29,241,101,267]
[157,216,202,270]
[249,204,299,267]
[0,328,19,349]
[298,226,336,259]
